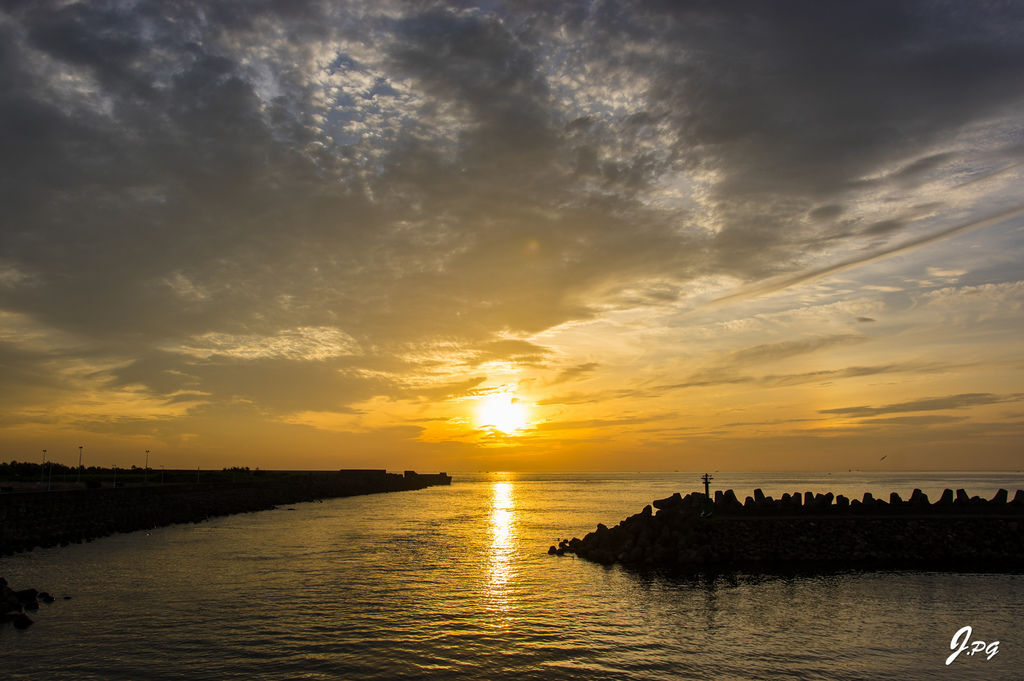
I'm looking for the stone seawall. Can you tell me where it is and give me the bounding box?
[553,487,1024,572]
[0,471,451,556]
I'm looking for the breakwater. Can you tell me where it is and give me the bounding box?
[553,487,1024,571]
[0,470,450,556]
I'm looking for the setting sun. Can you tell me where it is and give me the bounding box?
[476,394,530,434]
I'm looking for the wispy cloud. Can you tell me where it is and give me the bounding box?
[820,393,1023,418]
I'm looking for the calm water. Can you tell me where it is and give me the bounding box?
[2,471,1023,680]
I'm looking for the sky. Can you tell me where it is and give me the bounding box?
[1,0,1023,472]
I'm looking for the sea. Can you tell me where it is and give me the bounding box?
[2,471,1023,680]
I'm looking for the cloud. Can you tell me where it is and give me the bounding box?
[550,362,600,384]
[657,334,867,390]
[1,1,1022,464]
[820,393,1022,418]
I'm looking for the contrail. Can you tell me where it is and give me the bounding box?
[704,204,1024,308]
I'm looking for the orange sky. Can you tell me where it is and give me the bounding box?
[1,2,1022,471]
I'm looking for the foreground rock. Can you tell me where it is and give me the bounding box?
[552,488,1024,572]
[0,577,60,629]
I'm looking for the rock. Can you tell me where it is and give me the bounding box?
[754,488,766,504]
[889,492,903,506]
[15,589,38,605]
[955,489,970,504]
[38,592,55,604]
[547,545,557,555]
[936,489,954,506]
[991,489,1008,505]
[909,489,929,506]
[719,489,742,512]
[12,612,33,629]
[652,492,683,510]
[1012,490,1024,506]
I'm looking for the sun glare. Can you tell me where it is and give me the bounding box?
[476,394,529,434]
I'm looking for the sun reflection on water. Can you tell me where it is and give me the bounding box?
[485,479,518,620]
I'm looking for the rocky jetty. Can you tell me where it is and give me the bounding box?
[0,577,61,630]
[551,488,1024,572]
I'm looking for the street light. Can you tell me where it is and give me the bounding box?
[78,445,83,483]
[41,449,46,484]
[145,450,150,484]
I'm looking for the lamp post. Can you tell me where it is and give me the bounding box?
[702,472,714,498]
[78,445,83,483]
[113,465,117,488]
[145,450,150,484]
[41,449,46,484]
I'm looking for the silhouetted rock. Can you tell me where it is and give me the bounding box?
[992,489,1008,505]
[14,589,37,605]
[653,492,683,509]
[718,489,742,512]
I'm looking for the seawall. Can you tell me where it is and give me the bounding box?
[554,487,1024,572]
[0,470,451,556]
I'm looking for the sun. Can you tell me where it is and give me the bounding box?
[476,393,530,434]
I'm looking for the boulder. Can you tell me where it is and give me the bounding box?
[14,589,38,605]
[11,612,33,629]
[991,489,1008,505]
[652,492,683,510]
[719,489,743,512]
